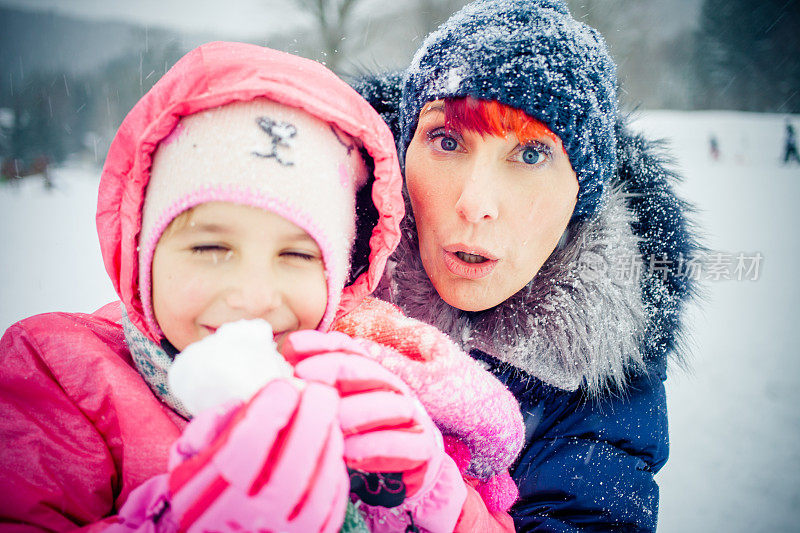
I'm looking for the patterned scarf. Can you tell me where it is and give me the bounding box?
[122,310,192,419]
[122,311,369,532]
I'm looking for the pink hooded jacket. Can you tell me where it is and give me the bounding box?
[0,42,522,532]
[0,42,403,530]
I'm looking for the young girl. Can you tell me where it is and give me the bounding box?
[0,42,521,532]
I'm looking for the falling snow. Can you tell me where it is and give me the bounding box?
[0,110,799,531]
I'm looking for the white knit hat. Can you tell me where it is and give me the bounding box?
[139,98,368,338]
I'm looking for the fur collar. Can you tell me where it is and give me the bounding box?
[376,184,647,396]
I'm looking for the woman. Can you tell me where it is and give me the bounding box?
[352,0,700,530]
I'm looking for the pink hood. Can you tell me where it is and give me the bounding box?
[97,41,404,343]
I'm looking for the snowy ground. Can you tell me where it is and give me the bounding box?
[1,110,799,531]
[633,111,800,533]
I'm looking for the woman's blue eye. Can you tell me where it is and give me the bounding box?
[521,147,545,165]
[440,136,458,151]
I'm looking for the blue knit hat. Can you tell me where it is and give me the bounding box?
[400,0,618,220]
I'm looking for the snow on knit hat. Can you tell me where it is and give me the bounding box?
[139,98,368,338]
[400,0,618,220]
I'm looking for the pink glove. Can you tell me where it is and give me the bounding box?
[283,330,467,532]
[112,379,348,532]
[334,297,523,513]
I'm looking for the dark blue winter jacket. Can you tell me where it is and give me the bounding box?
[472,349,668,532]
[352,71,699,532]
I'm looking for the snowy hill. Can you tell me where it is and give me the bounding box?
[1,110,799,531]
[1,161,117,330]
[631,111,800,533]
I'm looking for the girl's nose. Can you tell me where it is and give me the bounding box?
[225,270,281,318]
[454,167,499,223]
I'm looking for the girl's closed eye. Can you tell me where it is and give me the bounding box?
[191,244,229,253]
[281,249,322,263]
[190,244,234,263]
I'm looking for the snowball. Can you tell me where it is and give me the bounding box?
[168,319,293,416]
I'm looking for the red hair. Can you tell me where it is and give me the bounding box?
[432,97,561,147]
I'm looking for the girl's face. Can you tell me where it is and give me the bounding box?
[405,103,579,312]
[152,202,327,351]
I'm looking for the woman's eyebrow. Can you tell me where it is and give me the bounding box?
[521,135,556,146]
[421,103,445,116]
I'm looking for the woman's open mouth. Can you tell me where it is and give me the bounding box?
[443,246,498,279]
[455,251,488,263]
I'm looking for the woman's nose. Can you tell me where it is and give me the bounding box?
[454,168,499,223]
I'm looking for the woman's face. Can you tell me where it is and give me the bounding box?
[405,102,579,311]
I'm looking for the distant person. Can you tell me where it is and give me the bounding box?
[735,133,749,165]
[784,121,800,164]
[709,134,720,161]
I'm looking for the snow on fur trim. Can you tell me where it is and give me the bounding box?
[378,184,647,396]
[615,116,704,369]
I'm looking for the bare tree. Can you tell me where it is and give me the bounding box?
[291,0,364,72]
[415,0,470,36]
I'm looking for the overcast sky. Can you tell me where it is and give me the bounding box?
[0,0,705,39]
[0,0,316,38]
